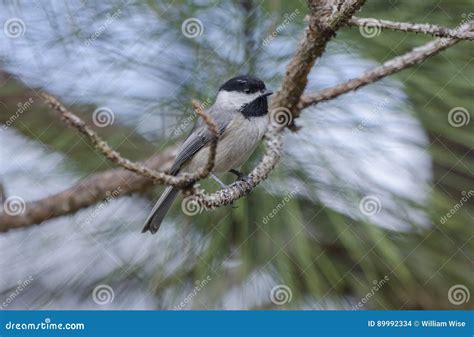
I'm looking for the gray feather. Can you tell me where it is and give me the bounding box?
[170,106,231,174]
[142,106,233,234]
[142,186,179,234]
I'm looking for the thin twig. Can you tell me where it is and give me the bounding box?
[349,16,474,40]
[299,21,474,109]
[191,99,219,180]
[40,93,217,188]
[0,0,367,231]
[186,126,283,209]
[190,0,366,204]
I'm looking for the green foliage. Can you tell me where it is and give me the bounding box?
[0,0,471,310]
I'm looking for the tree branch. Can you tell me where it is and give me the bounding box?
[188,0,367,205]
[349,16,474,40]
[298,21,474,109]
[191,99,219,179]
[0,150,176,232]
[40,92,218,188]
[274,0,367,129]
[0,0,365,232]
[187,126,283,209]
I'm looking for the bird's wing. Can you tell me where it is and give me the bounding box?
[169,107,231,175]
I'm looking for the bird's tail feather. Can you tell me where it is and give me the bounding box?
[142,186,179,234]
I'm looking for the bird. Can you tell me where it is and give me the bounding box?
[142,75,273,234]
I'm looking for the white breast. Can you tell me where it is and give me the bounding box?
[183,114,268,174]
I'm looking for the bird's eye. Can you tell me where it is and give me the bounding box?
[244,88,251,93]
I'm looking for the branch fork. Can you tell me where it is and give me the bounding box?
[2,2,473,232]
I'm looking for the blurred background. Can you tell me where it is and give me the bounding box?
[0,0,472,310]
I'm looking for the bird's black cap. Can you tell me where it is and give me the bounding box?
[219,75,266,94]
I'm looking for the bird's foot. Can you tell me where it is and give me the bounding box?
[229,175,252,196]
[237,174,252,184]
[229,169,252,185]
[229,169,244,179]
[210,173,229,189]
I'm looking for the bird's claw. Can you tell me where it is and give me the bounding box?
[229,175,252,195]
[237,175,252,184]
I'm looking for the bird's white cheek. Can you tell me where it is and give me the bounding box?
[215,90,261,110]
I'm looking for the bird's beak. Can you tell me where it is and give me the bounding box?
[261,89,273,97]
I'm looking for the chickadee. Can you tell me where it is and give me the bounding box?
[142,75,273,234]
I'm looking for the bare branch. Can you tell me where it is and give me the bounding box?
[273,0,367,129]
[349,16,474,40]
[299,21,474,109]
[1,4,470,235]
[191,99,219,179]
[188,126,283,209]
[0,150,175,232]
[0,0,365,231]
[40,93,218,188]
[189,0,367,205]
